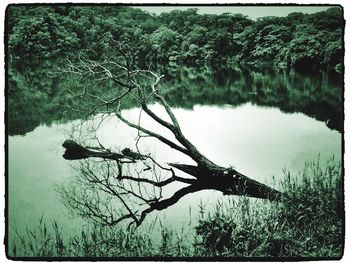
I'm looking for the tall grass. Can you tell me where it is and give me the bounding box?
[10,216,194,257]
[195,157,343,257]
[9,158,343,258]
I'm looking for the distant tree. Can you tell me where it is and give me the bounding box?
[149,26,182,62]
[8,7,79,58]
[7,6,344,69]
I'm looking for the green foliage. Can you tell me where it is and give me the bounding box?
[10,159,343,258]
[7,6,343,71]
[239,9,343,71]
[8,7,79,58]
[148,26,182,62]
[195,158,343,257]
[8,60,343,136]
[7,58,84,135]
[10,218,193,257]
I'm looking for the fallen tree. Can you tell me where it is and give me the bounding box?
[60,52,281,228]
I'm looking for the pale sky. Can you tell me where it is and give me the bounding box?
[136,6,337,20]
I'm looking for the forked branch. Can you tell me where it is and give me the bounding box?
[61,55,281,228]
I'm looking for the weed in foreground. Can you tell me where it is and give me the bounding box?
[9,159,343,258]
[194,158,343,257]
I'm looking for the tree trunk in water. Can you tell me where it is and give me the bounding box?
[63,140,281,201]
[169,163,281,200]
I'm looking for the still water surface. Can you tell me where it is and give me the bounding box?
[9,102,341,242]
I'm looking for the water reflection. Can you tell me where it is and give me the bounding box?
[162,66,343,132]
[7,60,343,243]
[8,60,343,135]
[9,103,341,241]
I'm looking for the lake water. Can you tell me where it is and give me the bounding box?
[8,66,342,245]
[8,103,341,241]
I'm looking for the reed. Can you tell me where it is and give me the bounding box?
[9,158,343,258]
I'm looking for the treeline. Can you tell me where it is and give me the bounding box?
[8,63,342,135]
[7,5,343,72]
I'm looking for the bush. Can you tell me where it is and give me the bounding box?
[9,158,343,258]
[194,158,343,258]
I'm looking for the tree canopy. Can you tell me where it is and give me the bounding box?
[7,5,344,71]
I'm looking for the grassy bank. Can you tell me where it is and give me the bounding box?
[8,158,343,258]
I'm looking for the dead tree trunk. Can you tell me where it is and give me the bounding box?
[168,163,281,200]
[63,140,281,200]
[61,55,281,227]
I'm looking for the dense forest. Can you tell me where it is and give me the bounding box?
[7,5,344,136]
[8,5,343,71]
[7,6,344,258]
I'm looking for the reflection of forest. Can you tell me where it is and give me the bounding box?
[163,66,343,132]
[8,60,342,136]
[7,6,343,135]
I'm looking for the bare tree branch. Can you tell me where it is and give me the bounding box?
[60,52,282,228]
[114,112,190,156]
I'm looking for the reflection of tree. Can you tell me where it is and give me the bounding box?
[246,70,343,132]
[7,59,83,135]
[58,54,281,228]
[8,59,342,135]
